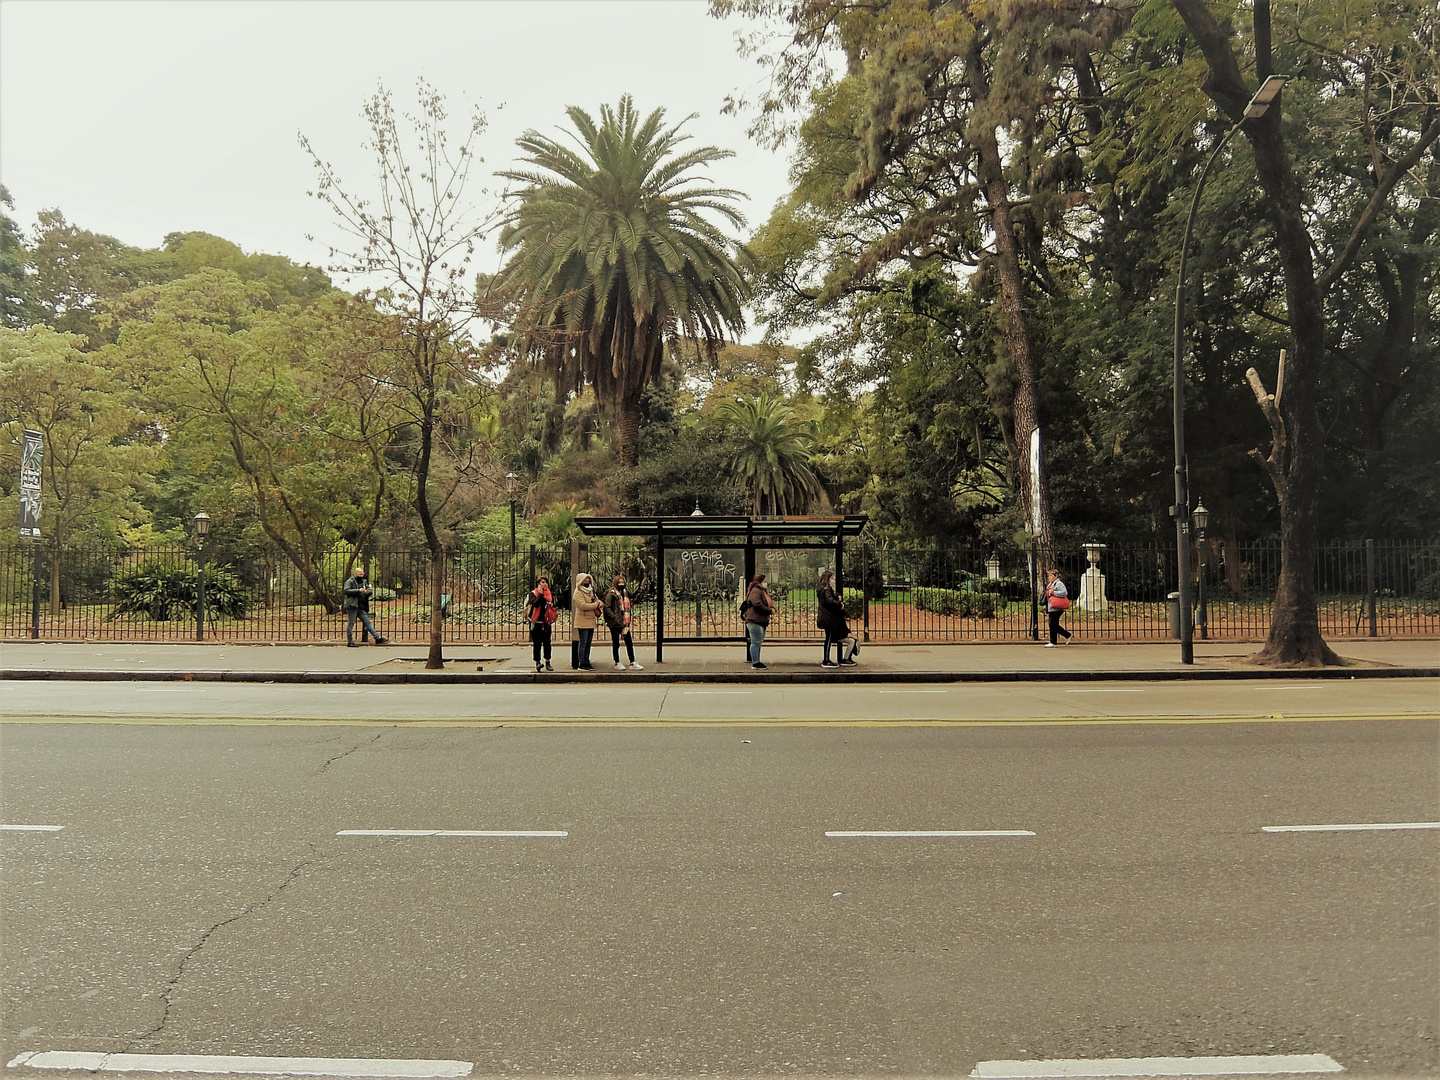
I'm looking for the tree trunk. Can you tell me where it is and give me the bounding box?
[1171,0,1342,666]
[969,43,1055,572]
[413,367,445,670]
[49,535,61,616]
[617,394,642,471]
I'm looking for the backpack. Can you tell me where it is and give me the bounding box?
[739,598,752,616]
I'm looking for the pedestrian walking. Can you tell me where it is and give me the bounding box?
[527,575,557,671]
[1044,568,1072,647]
[604,574,643,670]
[815,569,856,666]
[742,573,774,669]
[573,572,603,670]
[343,566,388,646]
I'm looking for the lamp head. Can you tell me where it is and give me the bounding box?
[1193,500,1210,532]
[504,471,518,495]
[1243,75,1288,119]
[193,511,211,539]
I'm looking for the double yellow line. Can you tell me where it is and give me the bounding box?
[1,712,1434,728]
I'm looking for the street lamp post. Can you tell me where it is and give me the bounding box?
[1172,74,1287,665]
[193,511,211,641]
[505,472,519,554]
[1193,499,1209,641]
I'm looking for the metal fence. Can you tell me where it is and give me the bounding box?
[1,538,1435,644]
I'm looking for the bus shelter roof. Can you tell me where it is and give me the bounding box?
[575,515,868,541]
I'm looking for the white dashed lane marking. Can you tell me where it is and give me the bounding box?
[6,1051,473,1077]
[337,829,567,837]
[827,829,1035,838]
[1263,821,1439,833]
[969,1054,1344,1077]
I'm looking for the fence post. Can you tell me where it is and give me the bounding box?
[528,545,536,593]
[1365,538,1376,637]
[30,540,41,639]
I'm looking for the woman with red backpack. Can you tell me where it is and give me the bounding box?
[527,575,558,671]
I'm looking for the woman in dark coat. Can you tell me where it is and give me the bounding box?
[816,569,852,667]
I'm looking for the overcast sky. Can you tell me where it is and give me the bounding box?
[0,0,794,284]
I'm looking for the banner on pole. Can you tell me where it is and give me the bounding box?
[18,429,42,539]
[1029,427,1043,537]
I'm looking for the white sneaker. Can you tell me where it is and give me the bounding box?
[1044,642,1057,648]
[630,662,644,670]
[616,662,627,671]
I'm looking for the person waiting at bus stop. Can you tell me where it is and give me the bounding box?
[742,573,774,669]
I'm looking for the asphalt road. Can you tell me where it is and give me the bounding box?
[1,676,1437,722]
[1,708,1436,1079]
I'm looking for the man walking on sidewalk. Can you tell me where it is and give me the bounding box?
[343,566,388,647]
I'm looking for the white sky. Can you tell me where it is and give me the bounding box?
[0,0,794,290]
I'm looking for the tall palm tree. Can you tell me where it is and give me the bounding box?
[492,96,751,470]
[716,394,823,516]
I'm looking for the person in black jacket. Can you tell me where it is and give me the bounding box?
[526,576,556,672]
[343,566,387,647]
[816,569,853,666]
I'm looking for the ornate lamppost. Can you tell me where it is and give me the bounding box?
[1193,499,1210,640]
[193,511,211,641]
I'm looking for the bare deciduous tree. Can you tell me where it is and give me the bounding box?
[301,79,499,668]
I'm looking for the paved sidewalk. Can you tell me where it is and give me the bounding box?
[1,638,1435,684]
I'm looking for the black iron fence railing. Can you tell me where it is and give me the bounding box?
[1,539,1434,644]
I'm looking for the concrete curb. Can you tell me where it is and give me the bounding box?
[3,666,1436,685]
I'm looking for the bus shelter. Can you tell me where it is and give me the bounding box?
[575,515,868,662]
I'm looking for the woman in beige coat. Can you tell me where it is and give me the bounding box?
[572,572,604,670]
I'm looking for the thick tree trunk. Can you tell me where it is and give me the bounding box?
[969,44,1055,571]
[1171,0,1342,666]
[617,394,642,471]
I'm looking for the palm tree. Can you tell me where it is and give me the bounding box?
[716,394,823,516]
[492,96,751,470]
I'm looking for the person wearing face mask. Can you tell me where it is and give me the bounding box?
[603,574,643,671]
[572,572,604,671]
[342,565,388,647]
[526,576,556,672]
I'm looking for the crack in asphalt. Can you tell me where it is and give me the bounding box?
[126,849,321,1052]
[319,729,386,772]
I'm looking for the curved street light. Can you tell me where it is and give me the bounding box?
[1172,75,1287,664]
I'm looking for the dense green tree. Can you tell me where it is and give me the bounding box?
[0,186,29,328]
[121,270,400,612]
[717,0,1124,568]
[714,393,822,514]
[0,326,155,610]
[24,210,179,347]
[492,95,752,471]
[1160,0,1438,664]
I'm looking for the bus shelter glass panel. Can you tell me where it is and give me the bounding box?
[664,545,745,640]
[756,545,834,639]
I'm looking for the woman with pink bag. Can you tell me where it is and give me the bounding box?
[1044,568,1072,647]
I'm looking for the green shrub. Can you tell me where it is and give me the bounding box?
[842,588,866,620]
[914,586,996,618]
[110,559,250,621]
[974,575,1029,601]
